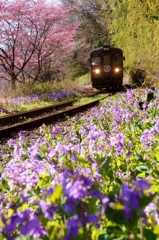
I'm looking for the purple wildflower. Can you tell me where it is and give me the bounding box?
[84,212,99,227]
[7,139,15,148]
[20,194,29,202]
[4,214,22,234]
[134,178,151,191]
[3,210,29,235]
[20,218,46,238]
[120,184,142,222]
[64,179,87,199]
[89,189,103,201]
[123,206,132,222]
[64,197,76,213]
[65,215,82,240]
[145,202,159,225]
[101,197,109,215]
[38,200,55,220]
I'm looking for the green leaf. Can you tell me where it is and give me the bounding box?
[77,156,91,167]
[0,216,5,228]
[111,203,124,210]
[98,157,111,174]
[98,233,109,240]
[58,155,68,165]
[41,144,48,153]
[50,184,62,204]
[115,177,123,185]
[76,130,82,142]
[15,236,41,240]
[107,225,125,236]
[153,226,159,235]
[38,173,51,188]
[105,206,126,225]
[151,185,159,193]
[87,197,97,214]
[137,172,146,178]
[144,228,157,240]
[95,152,107,164]
[136,165,148,173]
[2,179,9,192]
[135,153,145,162]
[36,154,43,161]
[155,152,159,161]
[140,195,154,208]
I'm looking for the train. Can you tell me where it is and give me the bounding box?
[89,45,125,92]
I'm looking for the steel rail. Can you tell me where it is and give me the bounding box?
[0,100,75,125]
[0,96,108,139]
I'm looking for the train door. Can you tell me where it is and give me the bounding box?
[102,53,112,76]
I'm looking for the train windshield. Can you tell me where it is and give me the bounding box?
[103,55,110,64]
[114,54,122,64]
[91,56,101,65]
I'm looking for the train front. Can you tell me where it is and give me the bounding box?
[90,45,124,91]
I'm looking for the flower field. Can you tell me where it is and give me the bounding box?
[1,88,159,240]
[0,90,76,113]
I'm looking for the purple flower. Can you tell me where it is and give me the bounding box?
[20,218,46,238]
[120,184,132,198]
[89,189,103,200]
[121,184,142,207]
[65,215,82,240]
[128,192,140,209]
[64,197,76,213]
[120,184,143,222]
[134,178,151,190]
[63,174,93,200]
[7,139,15,147]
[4,215,22,233]
[20,194,29,202]
[52,125,61,135]
[86,214,98,223]
[67,214,82,228]
[86,154,95,163]
[39,200,55,220]
[3,210,29,235]
[117,142,123,148]
[64,227,78,240]
[65,212,99,240]
[127,151,131,156]
[101,197,109,215]
[123,206,132,222]
[84,213,99,227]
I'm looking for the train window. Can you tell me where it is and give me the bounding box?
[103,55,110,64]
[114,54,122,64]
[91,56,101,65]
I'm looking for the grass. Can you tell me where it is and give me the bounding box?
[74,73,91,86]
[0,75,91,115]
[74,94,107,106]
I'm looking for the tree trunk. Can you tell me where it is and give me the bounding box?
[11,74,16,89]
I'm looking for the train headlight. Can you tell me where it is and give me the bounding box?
[114,67,120,73]
[94,68,100,74]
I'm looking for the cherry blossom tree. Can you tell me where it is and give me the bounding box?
[0,0,77,88]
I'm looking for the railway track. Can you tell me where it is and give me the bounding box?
[0,100,75,125]
[0,94,110,139]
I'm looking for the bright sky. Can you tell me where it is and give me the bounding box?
[46,0,61,5]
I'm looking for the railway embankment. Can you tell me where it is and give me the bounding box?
[1,87,159,240]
